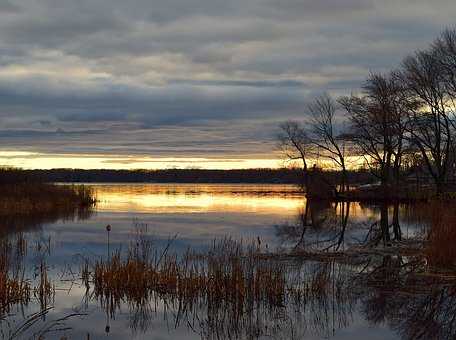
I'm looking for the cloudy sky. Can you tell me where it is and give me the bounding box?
[0,0,454,169]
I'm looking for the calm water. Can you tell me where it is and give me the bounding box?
[0,184,437,339]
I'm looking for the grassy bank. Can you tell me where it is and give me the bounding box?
[0,182,96,216]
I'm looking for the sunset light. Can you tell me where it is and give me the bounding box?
[1,1,456,338]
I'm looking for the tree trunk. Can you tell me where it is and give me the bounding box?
[392,203,401,241]
[380,203,391,246]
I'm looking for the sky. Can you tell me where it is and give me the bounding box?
[0,0,455,169]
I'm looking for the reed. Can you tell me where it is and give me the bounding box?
[0,234,30,317]
[425,201,456,268]
[35,259,54,311]
[89,238,288,313]
[0,182,96,216]
[0,233,55,322]
[85,233,361,338]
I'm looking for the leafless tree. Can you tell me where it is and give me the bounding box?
[277,121,312,189]
[277,28,456,197]
[433,28,456,100]
[339,73,408,197]
[398,47,455,194]
[307,94,348,194]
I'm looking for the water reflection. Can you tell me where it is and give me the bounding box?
[90,184,429,254]
[360,257,456,340]
[275,199,430,252]
[87,249,456,340]
[0,184,452,340]
[89,237,363,340]
[95,183,304,214]
[0,205,93,237]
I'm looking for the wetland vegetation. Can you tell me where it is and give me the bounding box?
[1,182,456,339]
[0,168,95,219]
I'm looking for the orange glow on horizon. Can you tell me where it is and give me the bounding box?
[0,151,283,170]
[94,183,304,214]
[0,150,366,170]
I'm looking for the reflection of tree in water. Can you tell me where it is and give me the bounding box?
[2,200,450,340]
[275,199,351,251]
[362,203,398,247]
[276,199,416,251]
[361,255,456,340]
[198,258,456,340]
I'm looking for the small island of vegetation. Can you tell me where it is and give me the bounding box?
[0,167,96,218]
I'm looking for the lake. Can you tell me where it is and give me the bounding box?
[0,184,443,340]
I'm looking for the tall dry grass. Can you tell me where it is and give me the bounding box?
[91,238,287,312]
[0,234,30,317]
[83,229,359,338]
[425,201,456,268]
[0,233,56,320]
[0,183,96,216]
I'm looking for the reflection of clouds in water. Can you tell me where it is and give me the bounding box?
[59,300,396,340]
[95,183,305,214]
[39,185,431,262]
[39,259,398,340]
[40,184,307,261]
[3,184,438,340]
[35,288,204,340]
[42,215,286,269]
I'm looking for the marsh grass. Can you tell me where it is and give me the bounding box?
[0,183,96,216]
[0,234,30,317]
[0,233,55,321]
[35,260,54,312]
[84,217,456,338]
[84,229,360,338]
[91,238,287,311]
[425,201,456,268]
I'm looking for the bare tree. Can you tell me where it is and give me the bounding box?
[278,121,312,189]
[433,28,456,100]
[307,94,348,194]
[432,28,456,186]
[277,28,456,197]
[399,48,454,194]
[339,73,408,197]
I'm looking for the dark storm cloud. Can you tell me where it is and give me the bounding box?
[0,0,454,160]
[3,16,127,47]
[0,76,307,126]
[0,1,20,13]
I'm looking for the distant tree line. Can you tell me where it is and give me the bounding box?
[279,28,456,198]
[0,167,376,185]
